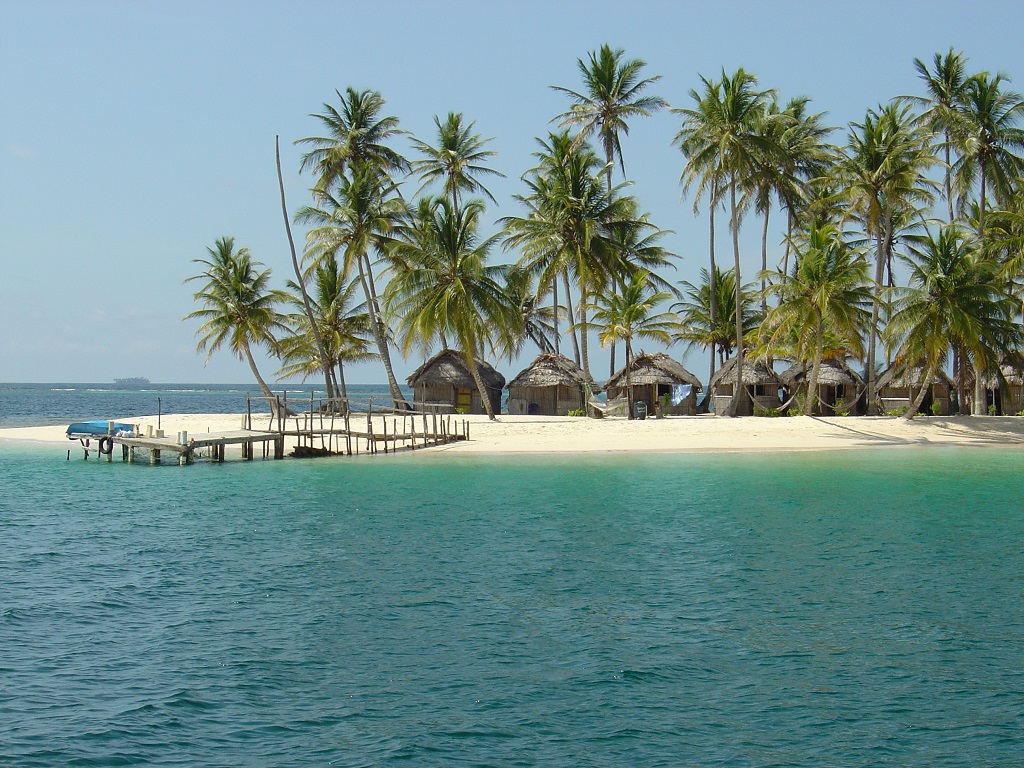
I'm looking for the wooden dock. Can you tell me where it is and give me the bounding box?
[70,394,470,465]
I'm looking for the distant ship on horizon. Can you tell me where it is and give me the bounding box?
[113,377,151,389]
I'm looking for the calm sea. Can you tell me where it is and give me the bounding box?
[2,387,1022,766]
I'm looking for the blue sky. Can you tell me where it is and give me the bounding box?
[2,0,1022,384]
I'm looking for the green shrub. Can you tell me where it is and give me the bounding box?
[455,406,469,415]
[884,406,907,417]
[930,399,942,416]
[988,404,998,416]
[566,408,586,417]
[833,400,850,417]
[754,405,782,417]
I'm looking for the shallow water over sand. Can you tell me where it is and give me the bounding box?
[2,447,1022,766]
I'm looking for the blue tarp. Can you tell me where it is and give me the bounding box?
[66,420,136,437]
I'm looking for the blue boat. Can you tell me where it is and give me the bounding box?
[66,420,137,437]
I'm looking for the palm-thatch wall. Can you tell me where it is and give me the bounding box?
[406,349,505,415]
[876,363,954,416]
[708,356,782,416]
[507,353,587,415]
[780,359,865,415]
[605,352,702,416]
[980,355,1024,414]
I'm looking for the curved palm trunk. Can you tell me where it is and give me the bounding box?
[466,348,496,421]
[355,252,404,406]
[973,360,986,415]
[904,357,939,420]
[944,135,954,223]
[336,358,349,414]
[781,209,794,281]
[243,343,284,420]
[728,179,746,417]
[760,206,770,315]
[624,339,633,420]
[551,278,560,355]
[708,180,719,387]
[866,208,892,416]
[562,270,581,366]
[578,288,593,387]
[276,136,335,405]
[805,314,823,416]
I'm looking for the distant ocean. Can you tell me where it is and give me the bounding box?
[0,382,409,429]
[2,387,1022,765]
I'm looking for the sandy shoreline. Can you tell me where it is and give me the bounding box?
[4,412,1024,456]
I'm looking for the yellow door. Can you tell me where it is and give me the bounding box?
[456,388,472,411]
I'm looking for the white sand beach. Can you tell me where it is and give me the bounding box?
[4,412,1024,456]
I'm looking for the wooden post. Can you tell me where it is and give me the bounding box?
[150,449,160,465]
[246,393,252,431]
[344,408,352,456]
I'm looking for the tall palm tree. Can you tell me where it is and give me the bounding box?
[836,102,937,413]
[908,49,970,222]
[494,265,559,361]
[589,271,677,418]
[502,132,633,383]
[950,71,1024,245]
[761,223,872,415]
[386,197,517,420]
[552,43,666,190]
[296,87,408,196]
[296,164,407,405]
[682,69,779,414]
[185,237,290,414]
[410,112,505,207]
[887,225,1019,418]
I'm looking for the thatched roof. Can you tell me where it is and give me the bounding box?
[507,353,587,389]
[780,359,863,388]
[977,354,1024,387]
[876,362,954,389]
[406,349,505,390]
[605,351,702,391]
[708,355,781,390]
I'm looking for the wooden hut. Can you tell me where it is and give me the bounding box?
[506,353,588,415]
[708,355,782,416]
[406,349,505,415]
[981,355,1024,415]
[876,363,954,416]
[605,352,702,416]
[780,359,865,415]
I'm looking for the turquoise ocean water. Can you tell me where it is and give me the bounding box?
[2,386,1023,766]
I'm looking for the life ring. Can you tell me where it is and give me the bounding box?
[98,436,113,455]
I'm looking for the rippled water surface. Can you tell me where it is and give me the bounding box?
[2,446,1022,766]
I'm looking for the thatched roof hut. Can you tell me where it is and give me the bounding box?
[876,362,954,415]
[507,353,588,415]
[780,359,864,415]
[977,355,1024,414]
[605,352,702,415]
[406,349,505,415]
[708,355,782,416]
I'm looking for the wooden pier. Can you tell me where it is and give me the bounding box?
[70,394,470,465]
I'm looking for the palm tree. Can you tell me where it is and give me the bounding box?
[908,49,970,222]
[502,132,633,383]
[589,271,677,418]
[950,71,1024,245]
[185,237,290,414]
[836,102,937,413]
[494,265,559,361]
[385,197,517,420]
[296,87,408,196]
[296,164,407,405]
[673,267,760,371]
[410,112,505,207]
[887,225,1019,418]
[277,259,376,409]
[552,43,666,190]
[761,223,872,415]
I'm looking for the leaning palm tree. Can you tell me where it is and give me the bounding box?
[185,237,290,415]
[296,164,407,405]
[835,101,937,413]
[887,224,1019,418]
[589,270,677,418]
[760,223,872,415]
[385,197,518,420]
[410,112,505,207]
[552,43,666,190]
